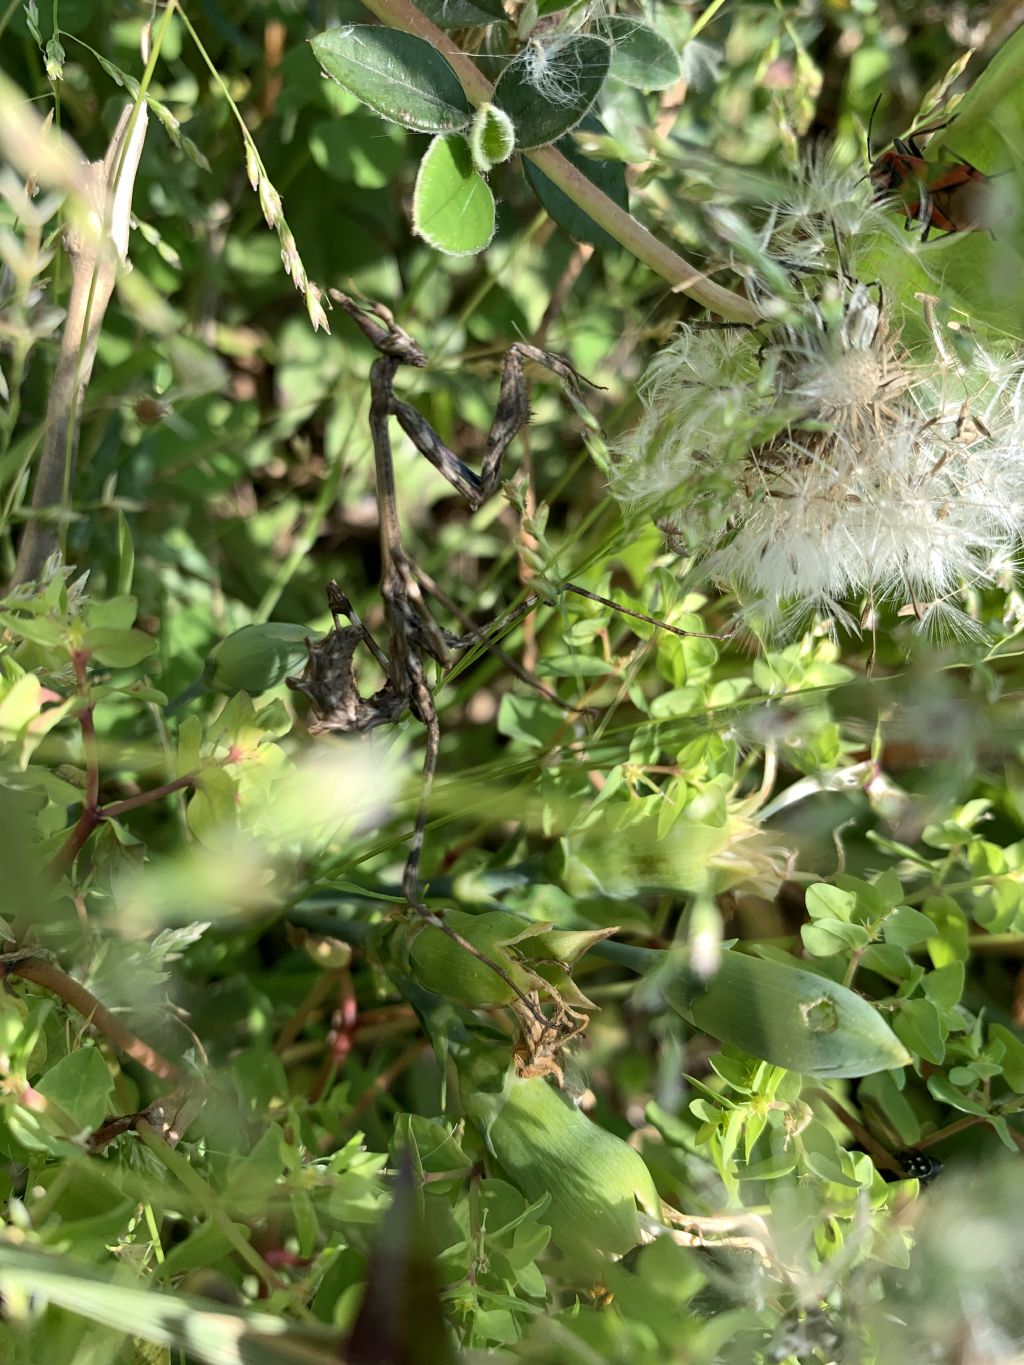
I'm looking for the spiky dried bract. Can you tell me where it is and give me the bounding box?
[613,152,1024,637]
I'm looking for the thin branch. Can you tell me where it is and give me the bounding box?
[101,775,198,820]
[49,772,200,881]
[357,0,758,325]
[5,956,184,1083]
[808,1086,904,1177]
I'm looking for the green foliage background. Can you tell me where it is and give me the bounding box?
[3,2,1024,1363]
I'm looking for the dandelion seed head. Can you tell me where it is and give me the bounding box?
[614,256,1024,639]
[610,327,767,513]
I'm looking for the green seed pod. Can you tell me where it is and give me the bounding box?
[458,1042,661,1264]
[207,623,317,696]
[408,910,544,1007]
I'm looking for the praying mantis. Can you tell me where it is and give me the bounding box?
[288,291,696,921]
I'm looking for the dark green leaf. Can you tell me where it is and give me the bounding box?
[311,26,471,132]
[416,0,507,26]
[494,37,610,149]
[524,115,629,249]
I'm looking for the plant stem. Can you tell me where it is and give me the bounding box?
[49,771,199,881]
[10,57,153,585]
[5,957,183,1083]
[357,0,759,325]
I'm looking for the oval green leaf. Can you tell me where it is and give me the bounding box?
[416,0,508,27]
[604,19,681,91]
[660,948,912,1078]
[412,133,495,257]
[84,627,158,668]
[36,1048,114,1132]
[209,622,317,695]
[494,36,611,150]
[523,115,628,250]
[311,26,471,133]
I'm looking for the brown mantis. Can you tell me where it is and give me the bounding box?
[288,291,700,922]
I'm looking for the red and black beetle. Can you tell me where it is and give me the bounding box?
[868,109,1004,240]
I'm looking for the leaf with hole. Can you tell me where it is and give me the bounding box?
[311,26,471,132]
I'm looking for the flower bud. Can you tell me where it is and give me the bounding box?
[407,910,545,1008]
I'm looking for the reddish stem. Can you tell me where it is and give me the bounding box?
[310,970,359,1103]
[49,774,199,880]
[6,957,184,1083]
[101,775,197,820]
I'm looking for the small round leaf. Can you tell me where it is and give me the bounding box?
[311,26,471,133]
[494,36,611,149]
[469,103,516,174]
[413,133,496,257]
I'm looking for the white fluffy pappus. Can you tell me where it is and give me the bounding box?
[614,278,1024,638]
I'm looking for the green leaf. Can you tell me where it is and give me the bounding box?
[924,894,970,966]
[36,1048,114,1133]
[989,1023,1024,1091]
[801,920,868,956]
[882,906,939,948]
[921,962,965,1009]
[805,883,858,922]
[0,611,64,648]
[859,943,914,980]
[209,622,316,695]
[892,999,946,1066]
[655,948,911,1078]
[458,1046,659,1264]
[604,19,681,90]
[927,1072,990,1116]
[497,694,564,748]
[0,673,44,737]
[524,115,629,250]
[493,36,611,150]
[0,1243,346,1363]
[311,26,471,133]
[535,652,614,678]
[84,627,157,667]
[416,0,507,27]
[412,133,495,257]
[469,103,515,174]
[86,594,138,631]
[115,509,135,595]
[187,766,238,841]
